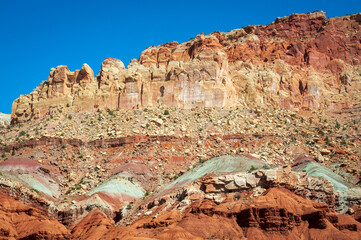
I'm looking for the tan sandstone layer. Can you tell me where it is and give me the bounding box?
[11,11,361,123]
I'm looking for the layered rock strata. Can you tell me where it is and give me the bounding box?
[11,11,361,123]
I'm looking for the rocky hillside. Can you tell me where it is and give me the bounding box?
[11,11,361,123]
[1,11,361,240]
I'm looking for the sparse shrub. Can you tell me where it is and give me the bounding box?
[248,165,258,173]
[126,204,132,210]
[173,175,179,180]
[335,121,340,129]
[164,110,170,115]
[263,165,270,169]
[31,188,39,194]
[62,145,66,149]
[177,193,184,202]
[66,103,70,107]
[4,147,10,153]
[19,131,26,137]
[317,128,324,136]
[144,192,149,197]
[107,108,115,116]
[1,154,5,158]
[68,115,72,120]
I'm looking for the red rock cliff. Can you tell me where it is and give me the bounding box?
[11,11,361,123]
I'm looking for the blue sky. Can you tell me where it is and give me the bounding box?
[0,0,359,114]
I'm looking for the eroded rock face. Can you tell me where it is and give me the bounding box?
[0,113,10,127]
[64,188,361,239]
[0,192,71,239]
[0,152,360,239]
[11,11,361,123]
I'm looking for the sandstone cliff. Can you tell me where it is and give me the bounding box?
[11,11,361,123]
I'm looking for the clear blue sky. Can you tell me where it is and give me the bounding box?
[0,0,359,114]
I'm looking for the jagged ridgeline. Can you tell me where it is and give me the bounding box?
[11,11,361,123]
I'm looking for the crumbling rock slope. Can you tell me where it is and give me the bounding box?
[1,10,361,240]
[1,156,361,239]
[11,11,361,123]
[0,192,71,239]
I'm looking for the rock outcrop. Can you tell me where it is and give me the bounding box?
[11,11,361,123]
[0,113,10,127]
[2,10,361,239]
[0,192,71,239]
[1,160,361,239]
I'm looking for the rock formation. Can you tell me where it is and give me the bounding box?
[0,192,71,239]
[11,11,361,123]
[1,156,361,239]
[2,11,361,240]
[0,113,10,127]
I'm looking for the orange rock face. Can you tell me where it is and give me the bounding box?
[11,11,361,123]
[73,188,361,240]
[0,192,71,239]
[2,188,359,239]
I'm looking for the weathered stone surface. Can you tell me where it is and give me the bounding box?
[0,192,71,239]
[0,113,10,127]
[11,12,361,123]
[2,11,361,239]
